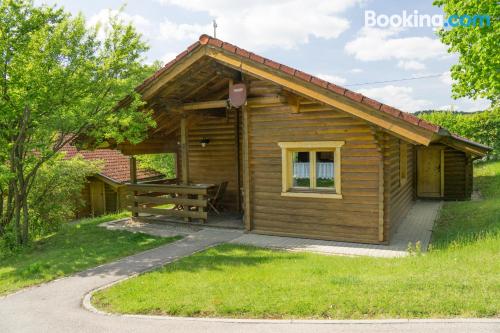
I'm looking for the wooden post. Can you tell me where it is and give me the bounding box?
[180,116,189,184]
[372,132,385,243]
[242,105,251,231]
[440,149,445,198]
[378,145,385,242]
[229,78,242,213]
[129,156,138,217]
[234,107,241,212]
[180,116,190,222]
[198,194,205,223]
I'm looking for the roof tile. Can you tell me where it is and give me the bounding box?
[279,64,296,76]
[175,50,188,60]
[295,70,312,82]
[187,41,200,52]
[235,47,250,58]
[361,96,382,110]
[60,144,161,183]
[264,58,280,69]
[310,77,329,88]
[380,104,401,118]
[344,89,363,102]
[222,42,237,53]
[249,52,265,63]
[208,38,223,47]
[418,119,440,132]
[327,83,346,95]
[401,112,421,126]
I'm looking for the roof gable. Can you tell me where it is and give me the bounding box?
[135,35,491,156]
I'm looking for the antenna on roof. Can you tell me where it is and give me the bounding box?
[213,19,218,38]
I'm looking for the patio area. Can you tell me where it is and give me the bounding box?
[142,211,244,229]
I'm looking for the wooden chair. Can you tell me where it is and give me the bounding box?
[208,181,228,215]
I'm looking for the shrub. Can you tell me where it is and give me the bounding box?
[27,155,101,237]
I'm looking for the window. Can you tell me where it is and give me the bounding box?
[278,141,344,199]
[400,141,408,185]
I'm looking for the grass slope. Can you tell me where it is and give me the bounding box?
[93,162,500,319]
[0,213,181,296]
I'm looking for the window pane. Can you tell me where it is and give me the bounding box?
[316,151,334,188]
[292,151,310,187]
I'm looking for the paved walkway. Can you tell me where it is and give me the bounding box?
[1,220,498,332]
[232,201,442,257]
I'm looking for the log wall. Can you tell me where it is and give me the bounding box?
[246,81,382,244]
[382,135,416,238]
[187,112,240,211]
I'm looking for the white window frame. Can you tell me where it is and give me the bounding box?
[278,141,344,199]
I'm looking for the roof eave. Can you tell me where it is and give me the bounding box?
[204,45,436,145]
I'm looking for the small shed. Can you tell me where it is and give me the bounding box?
[61,144,163,217]
[85,35,491,244]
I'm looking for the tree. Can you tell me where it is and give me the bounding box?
[137,154,177,179]
[0,1,154,245]
[418,109,500,158]
[434,0,499,107]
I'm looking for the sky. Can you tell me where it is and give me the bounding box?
[38,0,491,113]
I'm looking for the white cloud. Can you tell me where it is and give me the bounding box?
[317,73,347,85]
[397,60,426,71]
[159,20,210,41]
[161,51,179,64]
[88,9,153,39]
[357,85,432,112]
[437,98,490,112]
[156,0,359,50]
[350,68,363,73]
[440,71,454,85]
[459,98,491,112]
[345,27,447,62]
[438,104,457,111]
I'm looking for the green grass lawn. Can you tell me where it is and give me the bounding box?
[0,212,181,296]
[92,162,500,320]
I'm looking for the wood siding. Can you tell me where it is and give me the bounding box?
[383,135,415,238]
[76,178,125,218]
[443,147,471,200]
[187,112,240,211]
[246,81,382,244]
[104,183,118,213]
[76,182,92,218]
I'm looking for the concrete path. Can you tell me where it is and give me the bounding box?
[0,225,498,333]
[232,200,442,257]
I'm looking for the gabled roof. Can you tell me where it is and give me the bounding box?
[61,143,161,184]
[136,34,491,157]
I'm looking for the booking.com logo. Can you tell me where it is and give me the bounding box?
[365,10,491,28]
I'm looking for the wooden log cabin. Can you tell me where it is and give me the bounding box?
[96,35,491,244]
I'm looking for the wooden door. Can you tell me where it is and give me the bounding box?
[417,148,443,198]
[89,180,105,216]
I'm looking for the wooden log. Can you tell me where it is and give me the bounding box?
[242,104,251,230]
[127,195,207,207]
[127,184,208,195]
[180,116,189,184]
[128,206,207,219]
